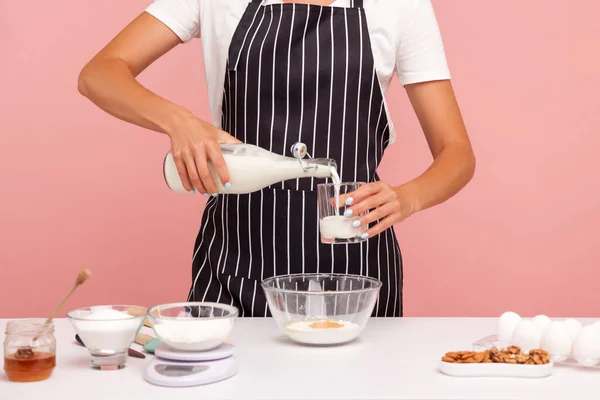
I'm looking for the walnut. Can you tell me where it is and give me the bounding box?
[529,349,551,364]
[515,353,530,364]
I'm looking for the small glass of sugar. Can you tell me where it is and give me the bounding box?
[67,305,147,370]
[317,182,368,244]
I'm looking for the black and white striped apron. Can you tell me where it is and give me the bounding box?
[187,0,403,317]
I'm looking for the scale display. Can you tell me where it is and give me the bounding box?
[154,364,209,377]
[144,344,238,388]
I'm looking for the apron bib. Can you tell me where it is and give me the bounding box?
[187,0,403,318]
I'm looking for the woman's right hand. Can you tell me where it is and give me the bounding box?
[168,112,241,196]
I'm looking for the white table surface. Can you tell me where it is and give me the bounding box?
[1,317,598,400]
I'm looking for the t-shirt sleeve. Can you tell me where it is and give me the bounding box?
[145,0,201,42]
[395,0,451,85]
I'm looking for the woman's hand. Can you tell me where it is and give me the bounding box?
[168,111,241,196]
[339,182,418,239]
[336,80,475,238]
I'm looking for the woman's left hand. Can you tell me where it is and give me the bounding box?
[339,182,417,239]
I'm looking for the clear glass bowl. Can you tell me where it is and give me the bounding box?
[261,273,381,346]
[67,305,146,370]
[147,302,238,352]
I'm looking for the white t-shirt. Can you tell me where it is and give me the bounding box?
[145,0,451,144]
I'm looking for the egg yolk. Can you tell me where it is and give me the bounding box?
[309,320,344,329]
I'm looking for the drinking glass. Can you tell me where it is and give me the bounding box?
[317,182,368,244]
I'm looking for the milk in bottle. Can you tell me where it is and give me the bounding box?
[163,143,337,194]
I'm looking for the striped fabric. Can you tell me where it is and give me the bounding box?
[188,0,402,318]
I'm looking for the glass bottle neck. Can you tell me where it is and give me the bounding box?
[296,158,337,179]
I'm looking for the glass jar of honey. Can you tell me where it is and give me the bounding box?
[3,319,56,382]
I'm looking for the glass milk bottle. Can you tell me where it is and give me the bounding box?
[163,143,337,194]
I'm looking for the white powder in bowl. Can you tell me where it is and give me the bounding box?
[81,309,133,320]
[283,319,361,345]
[153,318,233,351]
[72,309,142,352]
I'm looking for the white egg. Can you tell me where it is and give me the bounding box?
[564,318,583,341]
[572,325,600,367]
[540,321,572,360]
[532,315,551,334]
[512,320,541,353]
[497,311,522,343]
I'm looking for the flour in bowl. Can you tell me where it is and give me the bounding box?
[82,309,132,320]
[284,319,361,345]
[153,318,233,351]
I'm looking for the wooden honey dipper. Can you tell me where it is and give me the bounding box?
[42,268,92,327]
[18,269,92,356]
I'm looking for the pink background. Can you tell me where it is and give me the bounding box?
[1,0,598,318]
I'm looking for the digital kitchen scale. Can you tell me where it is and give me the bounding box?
[144,343,238,388]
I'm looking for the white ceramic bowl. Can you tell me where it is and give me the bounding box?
[261,273,381,346]
[147,302,238,352]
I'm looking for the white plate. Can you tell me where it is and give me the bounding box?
[439,361,553,378]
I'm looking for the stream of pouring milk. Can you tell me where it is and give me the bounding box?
[331,167,341,214]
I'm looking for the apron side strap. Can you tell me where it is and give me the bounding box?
[352,0,363,8]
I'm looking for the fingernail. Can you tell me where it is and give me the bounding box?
[361,233,369,239]
[344,209,353,217]
[352,220,361,228]
[189,189,197,194]
[345,197,354,206]
[224,182,232,190]
[203,193,210,197]
[212,193,218,197]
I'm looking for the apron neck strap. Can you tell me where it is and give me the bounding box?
[251,1,363,8]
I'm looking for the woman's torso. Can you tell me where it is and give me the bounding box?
[190,0,445,143]
[145,0,450,144]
